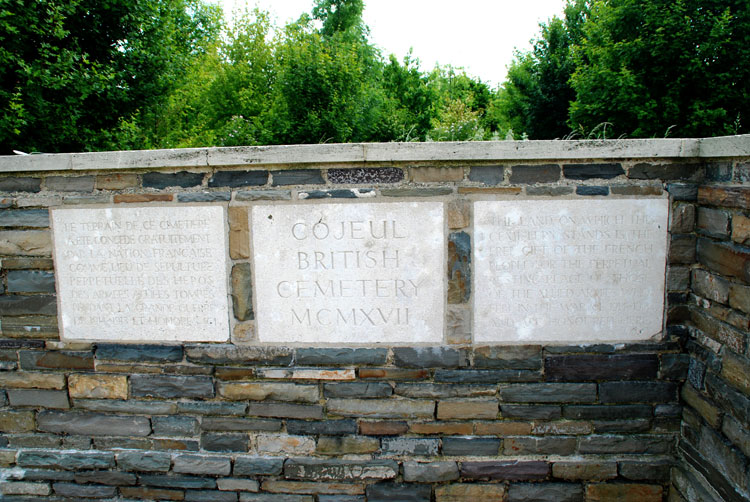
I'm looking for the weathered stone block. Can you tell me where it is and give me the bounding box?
[185,344,292,365]
[526,186,574,196]
[139,474,216,489]
[217,478,260,492]
[18,450,114,470]
[300,188,375,199]
[0,372,65,389]
[697,207,731,238]
[460,461,549,480]
[185,489,239,502]
[120,486,186,500]
[177,191,231,202]
[660,353,690,380]
[732,214,750,245]
[209,170,268,187]
[0,410,35,432]
[395,383,495,399]
[328,167,403,184]
[228,206,250,259]
[95,173,138,190]
[381,187,453,197]
[610,185,663,196]
[681,384,720,428]
[468,166,504,184]
[699,186,750,209]
[437,400,498,420]
[7,270,55,292]
[231,263,254,321]
[509,164,560,184]
[256,434,316,454]
[670,204,695,234]
[579,435,672,454]
[0,230,51,255]
[246,403,324,419]
[552,461,617,480]
[409,422,473,435]
[53,482,116,498]
[667,266,690,291]
[219,382,319,402]
[177,401,247,416]
[295,348,387,366]
[114,193,173,202]
[545,354,658,381]
[2,295,57,316]
[359,420,409,436]
[74,470,137,486]
[618,460,672,481]
[287,419,356,436]
[37,410,151,436]
[599,381,678,403]
[235,189,292,201]
[448,231,471,304]
[411,166,464,182]
[720,350,750,396]
[77,399,176,415]
[131,374,214,399]
[142,171,203,188]
[381,437,439,456]
[153,416,199,436]
[317,436,379,454]
[173,454,232,475]
[670,234,696,264]
[8,389,69,409]
[201,433,248,452]
[0,177,41,192]
[19,350,92,370]
[240,494,312,502]
[403,462,459,483]
[499,383,596,403]
[284,459,399,481]
[0,481,51,496]
[507,482,583,502]
[474,346,541,370]
[115,451,172,472]
[586,483,662,502]
[327,399,434,419]
[563,404,652,421]
[393,347,468,368]
[504,436,576,455]
[435,483,506,501]
[68,374,127,399]
[272,169,324,185]
[359,368,430,380]
[443,437,501,456]
[667,183,698,201]
[576,185,609,196]
[201,417,281,432]
[501,405,562,420]
[233,456,284,476]
[629,163,700,180]
[698,238,750,281]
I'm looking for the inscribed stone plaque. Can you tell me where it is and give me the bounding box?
[51,206,229,342]
[474,199,668,344]
[251,202,444,344]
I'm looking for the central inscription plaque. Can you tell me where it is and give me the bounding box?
[51,205,229,342]
[474,198,668,344]
[251,202,445,344]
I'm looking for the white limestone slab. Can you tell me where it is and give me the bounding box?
[474,198,669,344]
[251,202,445,344]
[51,205,229,342]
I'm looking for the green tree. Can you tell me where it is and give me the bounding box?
[0,0,222,153]
[569,0,749,137]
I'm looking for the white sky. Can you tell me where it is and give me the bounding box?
[219,0,566,87]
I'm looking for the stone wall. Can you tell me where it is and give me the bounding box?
[0,137,748,501]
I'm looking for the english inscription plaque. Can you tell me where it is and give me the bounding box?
[51,206,229,342]
[251,202,445,344]
[474,199,668,344]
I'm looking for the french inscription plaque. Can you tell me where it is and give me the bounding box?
[474,199,668,344]
[251,202,445,344]
[51,206,229,342]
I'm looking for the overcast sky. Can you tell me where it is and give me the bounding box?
[219,0,566,87]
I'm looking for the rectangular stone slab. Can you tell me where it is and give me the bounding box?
[473,198,668,344]
[51,205,229,342]
[251,202,445,344]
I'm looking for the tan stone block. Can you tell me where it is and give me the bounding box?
[409,422,473,435]
[0,230,51,256]
[0,411,35,432]
[552,461,617,480]
[359,420,408,436]
[120,487,184,500]
[436,483,506,501]
[0,449,16,467]
[0,372,65,390]
[681,385,721,428]
[218,382,319,402]
[446,306,471,345]
[721,351,750,395]
[474,421,533,435]
[113,194,172,203]
[255,434,315,455]
[96,174,138,190]
[68,374,128,399]
[411,167,464,183]
[359,368,429,380]
[586,483,662,502]
[316,436,379,454]
[447,200,470,229]
[257,368,355,380]
[457,187,522,195]
[231,322,256,344]
[228,206,250,259]
[732,214,750,245]
[437,400,498,420]
[215,366,255,381]
[532,420,592,435]
[262,480,364,495]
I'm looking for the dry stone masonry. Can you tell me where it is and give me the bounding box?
[0,136,749,501]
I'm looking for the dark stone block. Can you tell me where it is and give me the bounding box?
[618,460,672,481]
[680,441,747,502]
[579,435,672,454]
[460,461,549,480]
[234,456,284,476]
[95,343,183,362]
[201,433,248,452]
[300,189,374,199]
[185,344,293,365]
[504,437,577,456]
[366,483,431,502]
[393,347,468,368]
[209,170,268,187]
[328,167,404,184]
[6,270,55,293]
[544,354,658,381]
[697,238,750,281]
[576,185,609,196]
[74,470,137,486]
[501,405,561,420]
[139,474,216,489]
[705,373,750,428]
[705,161,733,182]
[76,399,176,415]
[436,369,541,383]
[448,232,471,304]
[442,437,501,456]
[271,169,324,185]
[131,375,214,399]
[628,163,701,180]
[563,404,652,420]
[660,353,689,380]
[54,482,116,498]
[185,490,238,502]
[201,417,281,432]
[469,166,504,185]
[0,209,49,227]
[286,419,357,436]
[507,482,583,502]
[499,383,596,403]
[152,416,199,437]
[0,177,41,192]
[177,191,231,202]
[116,451,172,472]
[473,346,542,370]
[295,348,387,366]
[37,410,151,436]
[17,450,114,470]
[18,469,76,481]
[235,189,291,201]
[697,207,731,238]
[246,402,324,419]
[8,389,69,409]
[510,164,560,184]
[666,183,698,201]
[599,381,677,403]
[563,163,624,180]
[143,171,204,189]
[177,401,247,416]
[0,295,57,316]
[0,339,45,349]
[324,382,392,399]
[669,234,697,264]
[19,350,92,370]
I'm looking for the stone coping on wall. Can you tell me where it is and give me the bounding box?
[1,135,749,173]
